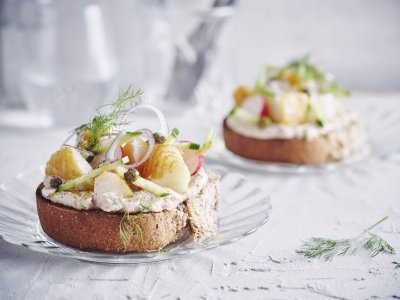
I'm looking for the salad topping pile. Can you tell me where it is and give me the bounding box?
[229,56,350,129]
[42,87,215,212]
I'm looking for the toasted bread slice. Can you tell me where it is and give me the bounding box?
[36,172,220,253]
[223,118,366,164]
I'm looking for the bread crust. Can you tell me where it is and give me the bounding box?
[36,184,188,253]
[223,118,365,164]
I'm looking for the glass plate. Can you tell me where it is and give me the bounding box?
[0,165,271,264]
[208,139,371,174]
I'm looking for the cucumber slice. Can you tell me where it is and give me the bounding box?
[230,107,271,128]
[199,128,216,154]
[165,128,180,144]
[316,118,324,128]
[132,177,171,197]
[119,131,142,145]
[176,142,200,150]
[230,106,259,125]
[121,168,171,197]
[57,157,128,192]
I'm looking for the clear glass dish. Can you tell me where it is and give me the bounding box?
[208,139,371,174]
[0,165,271,264]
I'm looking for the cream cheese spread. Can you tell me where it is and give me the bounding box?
[42,168,209,213]
[227,109,360,140]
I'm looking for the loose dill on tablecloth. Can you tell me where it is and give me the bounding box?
[296,216,395,261]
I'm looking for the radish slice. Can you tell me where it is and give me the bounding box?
[125,104,169,136]
[260,99,269,117]
[241,95,265,116]
[182,149,204,176]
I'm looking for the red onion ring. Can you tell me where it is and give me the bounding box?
[60,131,76,149]
[105,130,126,162]
[126,128,155,169]
[104,129,155,169]
[62,144,94,157]
[109,158,119,164]
[75,131,85,147]
[124,104,169,136]
[99,132,119,141]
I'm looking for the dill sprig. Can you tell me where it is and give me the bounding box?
[119,211,147,248]
[364,233,395,257]
[76,86,142,150]
[296,216,395,261]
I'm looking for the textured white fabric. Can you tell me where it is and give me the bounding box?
[0,94,399,299]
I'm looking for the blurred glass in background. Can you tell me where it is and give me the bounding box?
[162,0,235,116]
[129,0,236,121]
[1,0,398,129]
[19,0,117,127]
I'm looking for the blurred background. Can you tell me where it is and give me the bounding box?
[0,0,399,128]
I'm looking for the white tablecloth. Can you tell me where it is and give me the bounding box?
[0,94,399,299]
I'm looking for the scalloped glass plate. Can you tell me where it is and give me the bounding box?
[208,139,371,174]
[0,165,271,264]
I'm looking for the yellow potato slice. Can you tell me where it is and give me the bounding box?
[45,147,93,190]
[139,144,190,194]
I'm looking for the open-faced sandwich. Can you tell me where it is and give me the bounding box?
[36,88,219,253]
[223,56,366,164]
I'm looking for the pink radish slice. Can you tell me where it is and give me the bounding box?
[241,95,265,116]
[191,155,204,176]
[260,100,269,117]
[183,149,204,176]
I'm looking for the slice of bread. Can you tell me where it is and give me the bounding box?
[223,118,366,164]
[36,172,220,253]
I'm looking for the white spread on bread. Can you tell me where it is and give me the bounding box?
[41,168,209,213]
[227,109,362,141]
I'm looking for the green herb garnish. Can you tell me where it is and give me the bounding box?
[119,211,148,248]
[316,118,324,128]
[296,216,395,261]
[188,143,200,150]
[76,86,142,151]
[164,127,180,144]
[139,202,153,212]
